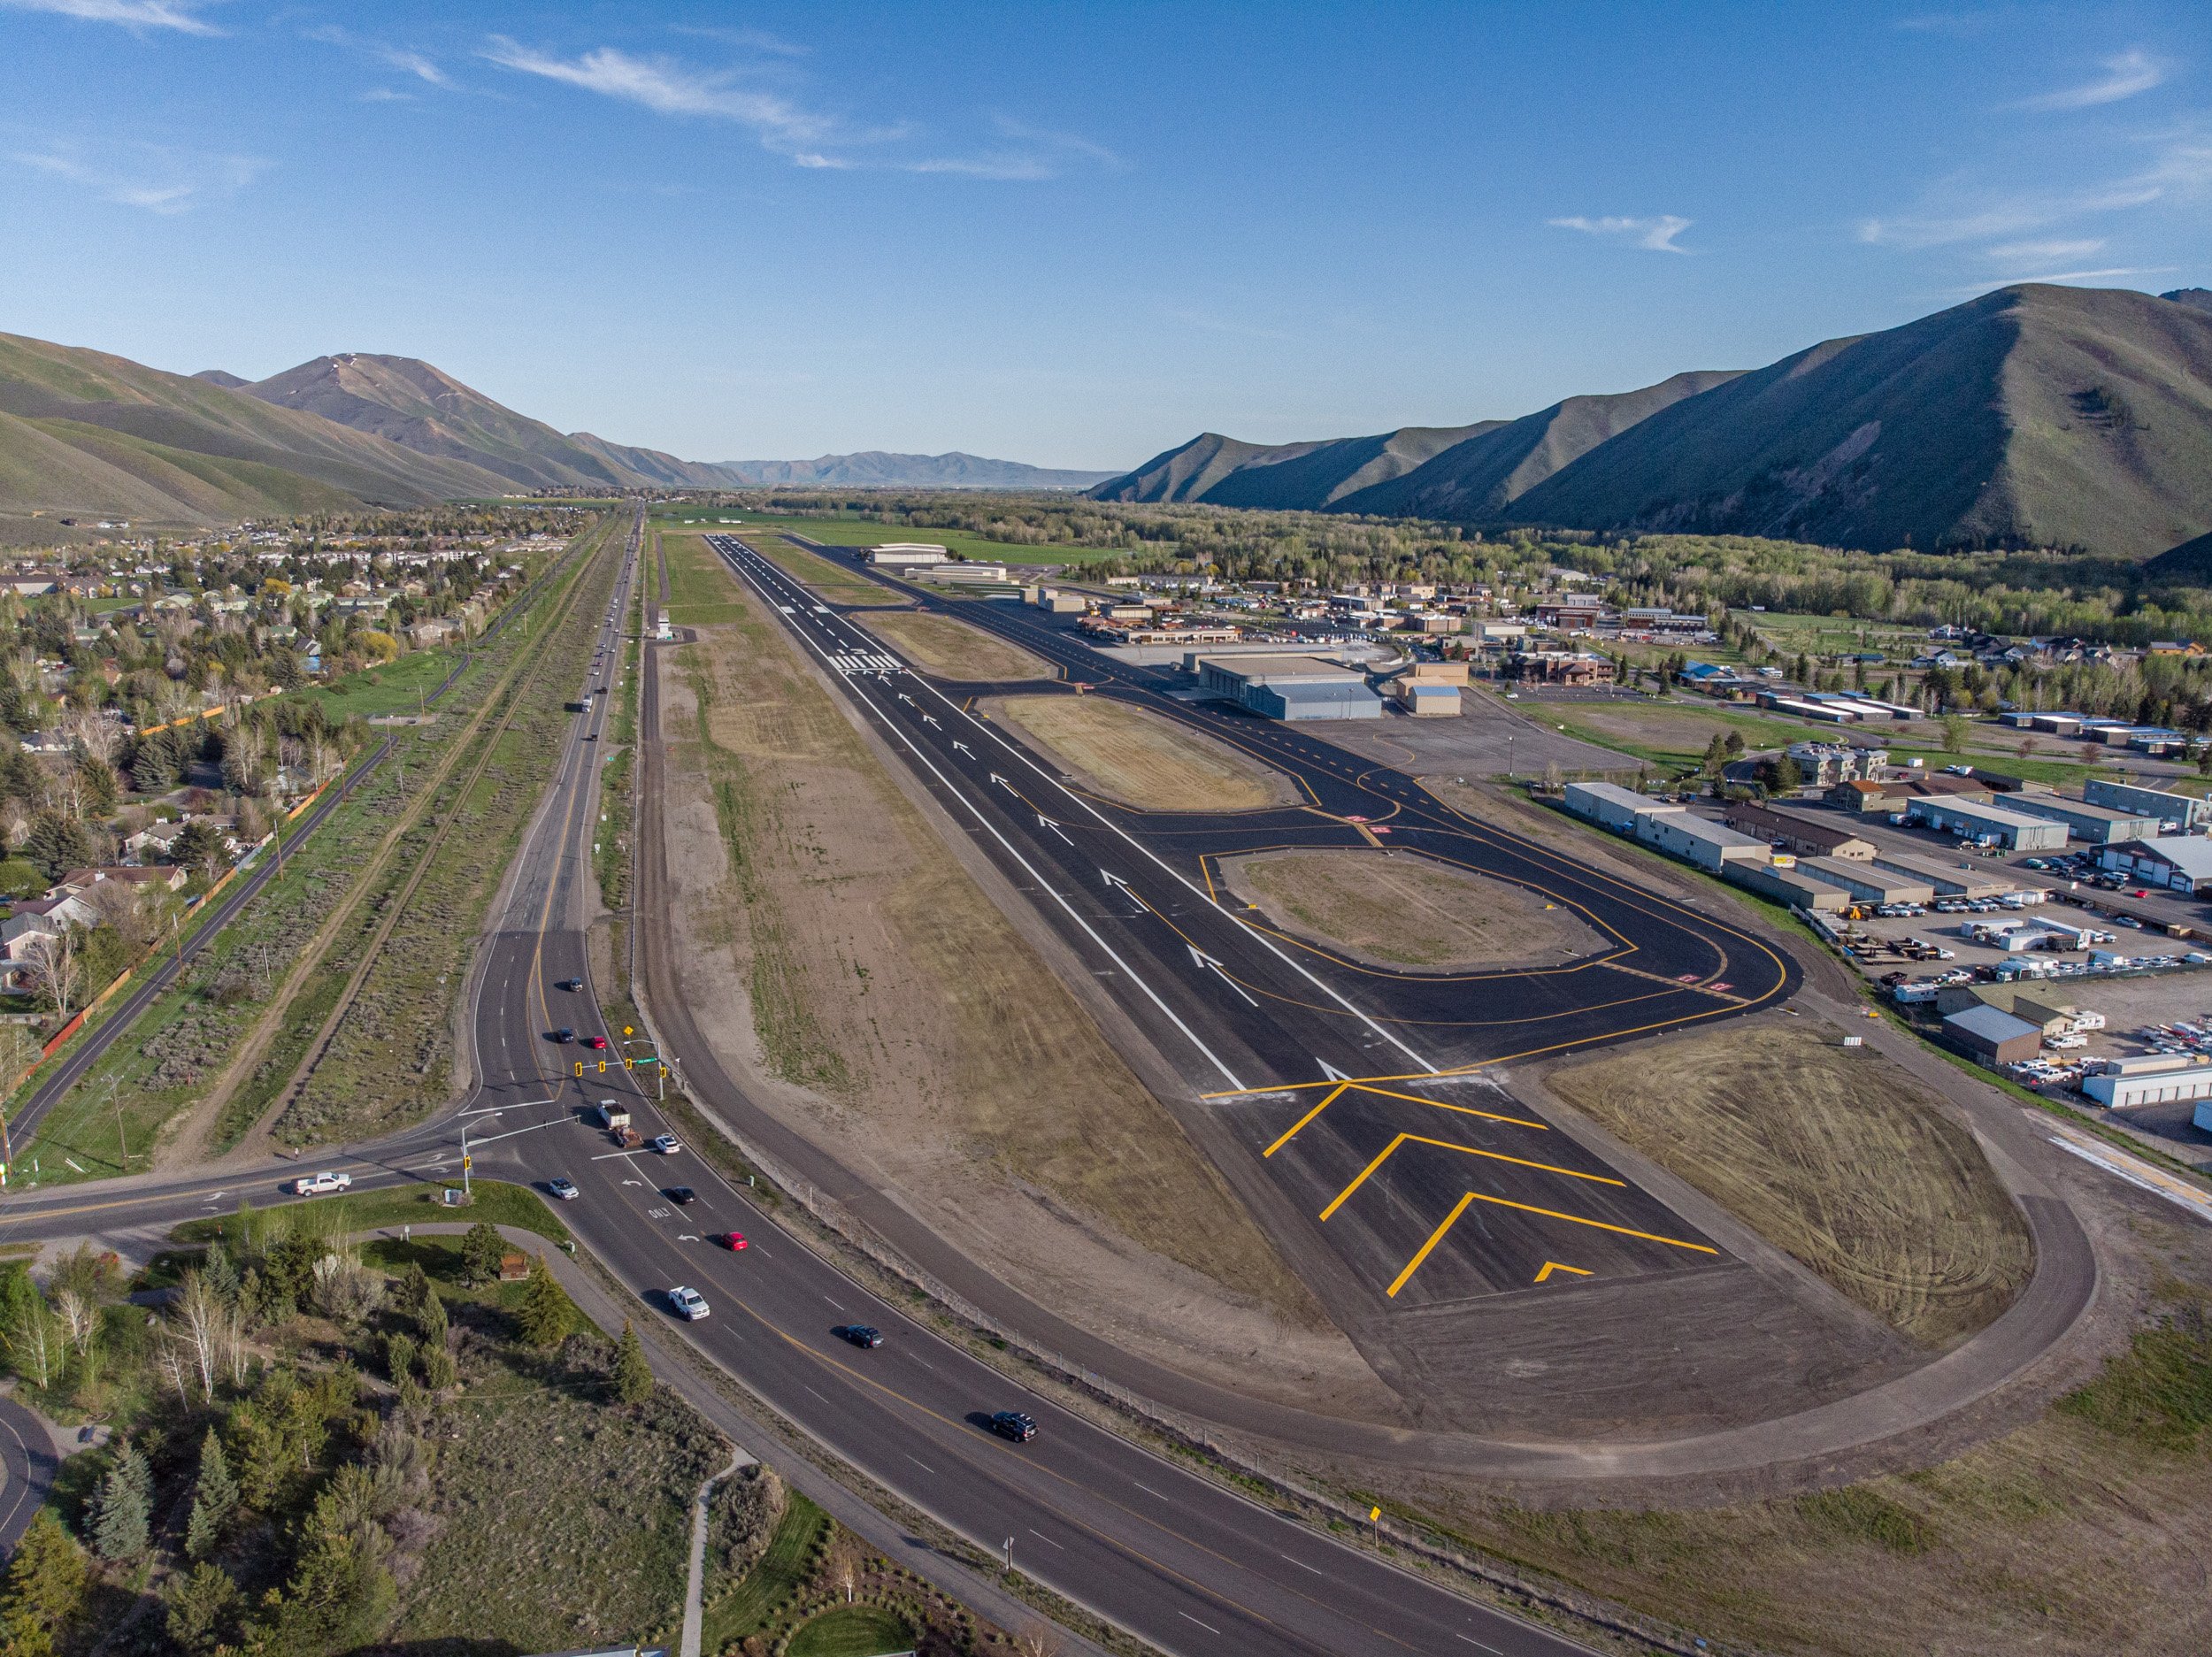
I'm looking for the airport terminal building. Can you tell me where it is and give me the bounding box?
[1193,654,1385,721]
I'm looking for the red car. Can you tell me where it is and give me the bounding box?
[714,1232,749,1251]
[584,1036,610,1050]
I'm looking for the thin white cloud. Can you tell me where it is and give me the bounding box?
[0,0,214,32]
[1985,237,2106,263]
[481,37,836,158]
[306,27,454,89]
[2016,48,2167,112]
[11,140,265,212]
[668,24,809,58]
[481,37,1118,181]
[1548,214,1694,253]
[1948,265,2177,294]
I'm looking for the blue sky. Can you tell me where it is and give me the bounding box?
[0,3,2206,471]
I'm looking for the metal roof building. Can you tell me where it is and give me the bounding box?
[1194,654,1383,721]
[1904,794,2069,851]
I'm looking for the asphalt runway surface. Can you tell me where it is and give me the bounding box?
[710,533,1792,1308]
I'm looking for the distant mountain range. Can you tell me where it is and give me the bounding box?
[1092,284,2212,563]
[0,340,1110,532]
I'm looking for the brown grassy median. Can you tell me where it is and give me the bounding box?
[1545,1016,2033,1347]
[987,694,1297,812]
[859,609,1051,681]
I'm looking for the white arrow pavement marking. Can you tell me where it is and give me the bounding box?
[990,773,1017,794]
[1102,869,1131,891]
[1189,945,1259,1005]
[897,694,914,705]
[1038,815,1072,843]
[921,713,941,727]
[1317,1059,1354,1082]
[677,1234,701,1242]
[952,740,973,756]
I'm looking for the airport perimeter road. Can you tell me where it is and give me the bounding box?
[710,535,1793,1308]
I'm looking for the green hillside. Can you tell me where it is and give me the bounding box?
[1507,285,2212,559]
[1088,422,1505,508]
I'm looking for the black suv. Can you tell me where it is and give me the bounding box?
[840,1325,883,1349]
[989,1410,1037,1443]
[557,978,584,992]
[664,1186,696,1205]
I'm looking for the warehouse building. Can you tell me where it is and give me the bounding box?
[2084,778,2212,831]
[2095,837,2212,896]
[1941,1004,2043,1067]
[867,543,949,567]
[1797,857,1934,905]
[1194,655,1384,721]
[1721,802,1876,859]
[1731,862,1852,911]
[1563,780,1678,833]
[1634,811,1770,872]
[1867,852,2014,899]
[2003,791,2154,845]
[2086,1053,2212,1109]
[1904,794,2069,851]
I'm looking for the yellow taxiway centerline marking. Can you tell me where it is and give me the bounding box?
[1533,1260,1593,1284]
[1317,1132,1624,1222]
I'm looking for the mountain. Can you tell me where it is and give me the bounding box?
[191,369,250,387]
[1330,372,1743,518]
[1507,284,2212,559]
[1087,425,1502,509]
[0,331,516,527]
[2162,288,2212,316]
[242,353,733,492]
[713,451,1115,489]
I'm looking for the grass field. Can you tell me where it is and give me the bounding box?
[659,526,750,625]
[1546,1016,2033,1346]
[296,644,458,719]
[986,694,1298,812]
[1226,848,1604,969]
[857,609,1050,680]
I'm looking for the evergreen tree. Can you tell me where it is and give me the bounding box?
[515,1255,570,1347]
[164,1561,241,1656]
[0,1510,88,1657]
[392,1261,432,1318]
[88,1441,151,1561]
[418,1281,449,1349]
[18,812,92,883]
[184,1427,238,1561]
[612,1320,653,1405]
[383,1331,416,1385]
[419,1343,457,1392]
[459,1222,504,1285]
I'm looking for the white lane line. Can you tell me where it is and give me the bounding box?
[1179,1612,1220,1635]
[1026,1527,1064,1549]
[805,1385,830,1404]
[1280,1553,1325,1575]
[592,1149,649,1160]
[824,1294,845,1310]
[906,1454,935,1475]
[1456,1637,1502,1652]
[1133,1480,1167,1499]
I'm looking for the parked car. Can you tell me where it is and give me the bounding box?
[988,1410,1037,1443]
[546,1178,580,1201]
[668,1285,710,1321]
[292,1170,352,1196]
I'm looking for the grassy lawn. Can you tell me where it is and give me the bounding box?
[661,528,751,625]
[742,533,907,608]
[658,507,1118,567]
[788,1604,916,1656]
[171,1178,571,1248]
[701,1492,831,1649]
[296,644,459,719]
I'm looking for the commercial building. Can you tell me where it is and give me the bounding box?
[1941,1004,2044,1067]
[1193,655,1384,722]
[1394,679,1463,717]
[1633,811,1770,872]
[2095,837,2212,896]
[1787,742,1887,784]
[1721,802,1875,859]
[1904,794,2069,851]
[2002,791,2153,845]
[1729,861,1853,911]
[1563,780,1678,833]
[1828,779,1909,813]
[866,544,949,567]
[2083,778,2212,831]
[1868,852,2014,898]
[2086,1054,2212,1109]
[1797,857,1934,905]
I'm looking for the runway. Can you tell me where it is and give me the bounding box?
[708,533,1794,1310]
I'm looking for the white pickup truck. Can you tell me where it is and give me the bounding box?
[292,1171,352,1196]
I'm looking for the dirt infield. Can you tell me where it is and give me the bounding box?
[985,694,1299,812]
[857,610,1051,682]
[655,542,1377,1406]
[1220,848,1608,969]
[1543,1016,2034,1347]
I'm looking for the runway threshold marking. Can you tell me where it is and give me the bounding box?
[1317,1132,1624,1221]
[1386,1192,1720,1299]
[1263,1082,1548,1158]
